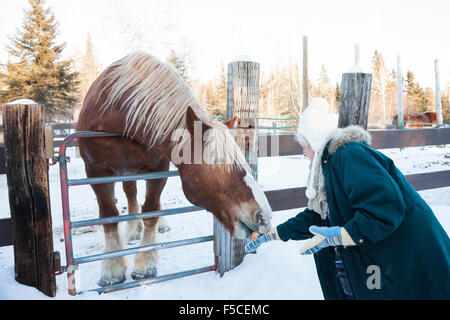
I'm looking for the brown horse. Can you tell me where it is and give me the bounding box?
[392,112,437,128]
[76,52,272,287]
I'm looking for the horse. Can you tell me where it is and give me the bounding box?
[76,51,273,287]
[392,112,437,128]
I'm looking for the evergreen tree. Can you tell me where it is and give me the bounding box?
[405,70,427,114]
[441,88,449,124]
[335,81,341,111]
[424,87,435,111]
[313,65,335,112]
[0,0,78,120]
[167,49,191,86]
[370,50,396,123]
[73,32,101,120]
[217,61,227,111]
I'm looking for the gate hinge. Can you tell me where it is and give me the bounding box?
[58,156,71,164]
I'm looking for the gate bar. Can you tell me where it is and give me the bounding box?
[71,205,203,228]
[80,265,216,295]
[68,170,180,186]
[74,235,214,265]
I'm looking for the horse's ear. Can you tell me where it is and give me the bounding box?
[186,106,199,132]
[223,116,238,129]
[186,106,210,134]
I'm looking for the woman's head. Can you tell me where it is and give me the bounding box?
[296,97,338,153]
[296,98,338,200]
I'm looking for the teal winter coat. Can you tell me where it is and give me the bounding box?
[277,126,450,299]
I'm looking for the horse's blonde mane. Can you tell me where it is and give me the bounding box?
[99,51,250,173]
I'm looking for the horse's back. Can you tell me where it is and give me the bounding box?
[76,67,169,176]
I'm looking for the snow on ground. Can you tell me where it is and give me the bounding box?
[0,145,449,299]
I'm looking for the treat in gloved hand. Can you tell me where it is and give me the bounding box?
[251,232,261,240]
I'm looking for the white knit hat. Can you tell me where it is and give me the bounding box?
[296,97,338,152]
[296,97,338,200]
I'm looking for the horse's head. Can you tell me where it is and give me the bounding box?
[171,107,272,239]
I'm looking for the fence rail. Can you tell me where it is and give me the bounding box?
[2,127,450,173]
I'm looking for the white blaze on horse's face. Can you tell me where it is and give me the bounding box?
[233,171,273,238]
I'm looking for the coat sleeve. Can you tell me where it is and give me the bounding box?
[276,208,317,241]
[331,143,406,245]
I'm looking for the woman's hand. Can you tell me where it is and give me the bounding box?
[245,229,280,253]
[300,226,355,255]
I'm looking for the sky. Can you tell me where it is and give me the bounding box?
[1,0,449,89]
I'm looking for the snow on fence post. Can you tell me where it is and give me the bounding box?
[214,59,260,276]
[1,100,56,297]
[338,64,372,130]
[435,59,443,126]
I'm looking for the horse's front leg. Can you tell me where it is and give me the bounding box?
[91,182,128,287]
[122,181,143,243]
[131,178,166,280]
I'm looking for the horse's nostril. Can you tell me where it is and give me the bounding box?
[254,209,263,224]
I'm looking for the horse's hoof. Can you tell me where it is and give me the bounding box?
[97,275,126,287]
[126,234,141,245]
[131,266,158,280]
[158,226,171,233]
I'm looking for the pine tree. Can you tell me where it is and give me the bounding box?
[441,87,449,123]
[217,61,227,112]
[167,49,191,86]
[424,87,435,112]
[0,0,78,121]
[370,50,396,123]
[335,82,341,112]
[405,70,427,115]
[313,65,335,112]
[73,32,101,120]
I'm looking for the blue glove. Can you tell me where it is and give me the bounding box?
[245,230,279,253]
[300,226,346,255]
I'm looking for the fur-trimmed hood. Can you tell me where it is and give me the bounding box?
[306,125,371,220]
[325,125,371,155]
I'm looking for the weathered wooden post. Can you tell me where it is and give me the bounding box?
[2,100,56,297]
[355,44,360,67]
[214,60,260,276]
[435,59,443,126]
[338,68,372,130]
[397,54,404,128]
[302,36,309,113]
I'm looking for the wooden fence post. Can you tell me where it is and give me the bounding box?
[338,71,372,129]
[302,36,309,113]
[435,59,443,126]
[2,101,56,297]
[355,44,360,67]
[214,60,260,276]
[397,54,404,128]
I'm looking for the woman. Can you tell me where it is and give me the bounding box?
[246,98,450,299]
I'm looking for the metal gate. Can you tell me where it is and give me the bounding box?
[58,131,217,295]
